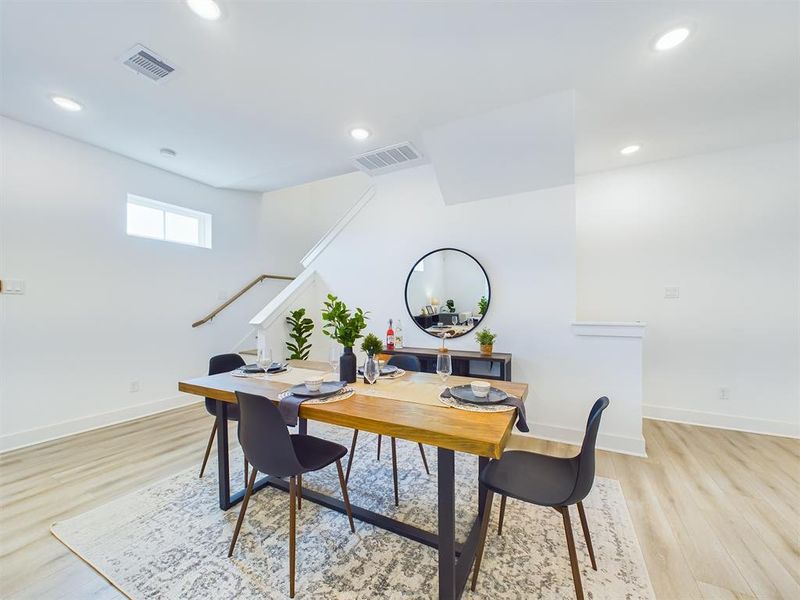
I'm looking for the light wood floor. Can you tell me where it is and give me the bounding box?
[1,404,797,599]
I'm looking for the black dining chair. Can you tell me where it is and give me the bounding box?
[228,391,355,598]
[470,397,610,600]
[344,354,430,506]
[199,354,249,485]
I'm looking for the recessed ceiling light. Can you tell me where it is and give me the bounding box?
[50,95,83,112]
[620,144,641,155]
[186,0,221,21]
[654,27,690,51]
[160,148,177,157]
[350,127,371,140]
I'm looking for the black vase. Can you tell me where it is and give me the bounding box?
[340,346,357,383]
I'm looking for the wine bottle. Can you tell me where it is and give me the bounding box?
[386,319,395,351]
[395,318,404,349]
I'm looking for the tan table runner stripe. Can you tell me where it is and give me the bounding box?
[264,366,449,408]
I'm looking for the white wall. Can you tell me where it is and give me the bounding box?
[258,171,370,276]
[577,139,800,437]
[0,117,286,450]
[255,165,646,455]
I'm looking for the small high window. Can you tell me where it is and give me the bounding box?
[126,194,212,249]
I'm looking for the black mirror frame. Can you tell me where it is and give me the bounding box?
[403,247,491,339]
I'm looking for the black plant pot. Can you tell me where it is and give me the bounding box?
[340,346,357,383]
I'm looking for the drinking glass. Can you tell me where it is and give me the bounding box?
[363,355,380,385]
[257,345,272,371]
[329,343,340,374]
[436,352,452,383]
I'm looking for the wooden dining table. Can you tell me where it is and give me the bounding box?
[178,360,528,600]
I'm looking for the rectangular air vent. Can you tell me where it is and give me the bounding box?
[120,44,175,82]
[352,142,425,174]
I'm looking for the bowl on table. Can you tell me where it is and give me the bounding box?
[470,381,491,398]
[304,376,324,392]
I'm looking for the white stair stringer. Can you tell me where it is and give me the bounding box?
[249,267,318,329]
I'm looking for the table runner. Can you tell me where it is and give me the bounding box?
[252,366,522,421]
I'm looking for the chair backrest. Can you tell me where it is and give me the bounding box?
[205,354,246,415]
[564,396,610,505]
[387,354,421,372]
[235,391,305,477]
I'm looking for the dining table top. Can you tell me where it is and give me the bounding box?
[178,360,528,459]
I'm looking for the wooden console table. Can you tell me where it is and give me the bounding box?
[383,346,512,381]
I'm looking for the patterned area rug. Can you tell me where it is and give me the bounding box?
[52,422,654,599]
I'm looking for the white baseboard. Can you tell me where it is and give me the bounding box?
[643,404,799,439]
[515,422,647,457]
[0,394,203,454]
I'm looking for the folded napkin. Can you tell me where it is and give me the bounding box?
[278,383,346,427]
[441,388,529,432]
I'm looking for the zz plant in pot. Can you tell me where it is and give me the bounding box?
[321,294,368,382]
[475,328,497,356]
[285,308,314,360]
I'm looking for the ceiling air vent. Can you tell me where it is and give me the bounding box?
[352,142,425,174]
[120,44,175,83]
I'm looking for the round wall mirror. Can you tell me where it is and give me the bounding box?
[404,248,490,339]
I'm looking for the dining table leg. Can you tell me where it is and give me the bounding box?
[438,447,456,600]
[215,400,231,510]
[478,456,489,517]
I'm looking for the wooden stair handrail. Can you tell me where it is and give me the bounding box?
[192,274,295,328]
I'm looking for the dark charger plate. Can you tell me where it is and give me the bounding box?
[357,364,399,376]
[449,384,508,405]
[288,381,346,398]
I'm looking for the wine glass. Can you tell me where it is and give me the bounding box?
[363,355,380,385]
[329,343,340,374]
[436,352,452,383]
[257,346,272,372]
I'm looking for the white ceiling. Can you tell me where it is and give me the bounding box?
[2,1,798,192]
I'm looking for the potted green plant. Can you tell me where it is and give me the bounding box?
[478,296,489,316]
[445,299,455,313]
[361,333,384,357]
[475,328,497,356]
[321,294,368,382]
[285,308,314,360]
[360,333,384,384]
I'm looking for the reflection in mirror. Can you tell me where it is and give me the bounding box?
[404,248,490,339]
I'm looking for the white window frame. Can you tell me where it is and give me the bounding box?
[126,194,212,249]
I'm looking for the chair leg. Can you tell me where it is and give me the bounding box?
[377,434,382,460]
[289,476,296,598]
[199,421,218,478]
[391,437,399,506]
[417,443,430,475]
[243,458,249,489]
[228,467,258,557]
[297,474,302,511]
[335,459,356,533]
[576,501,597,570]
[470,489,495,591]
[560,506,585,600]
[345,429,358,484]
[497,494,507,536]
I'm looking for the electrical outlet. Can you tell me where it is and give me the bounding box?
[664,286,680,299]
[129,381,140,393]
[719,387,730,401]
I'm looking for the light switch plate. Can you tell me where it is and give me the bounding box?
[664,286,680,299]
[2,279,25,294]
